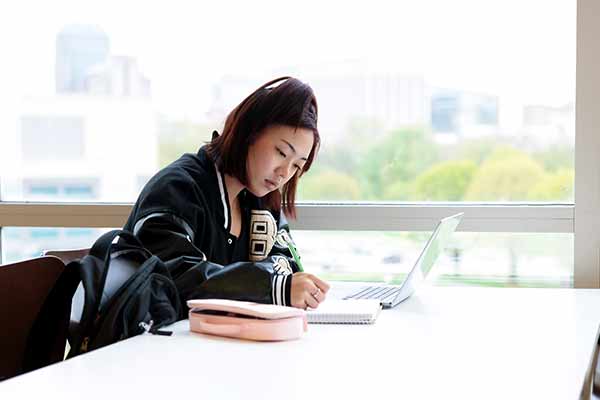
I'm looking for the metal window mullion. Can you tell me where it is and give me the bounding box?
[0,203,131,228]
[0,202,575,233]
[574,0,600,288]
[294,204,573,232]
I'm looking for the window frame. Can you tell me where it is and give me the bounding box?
[574,0,600,288]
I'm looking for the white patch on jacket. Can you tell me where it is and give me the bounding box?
[249,210,277,262]
[272,255,293,275]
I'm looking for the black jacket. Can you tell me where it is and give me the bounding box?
[123,146,301,306]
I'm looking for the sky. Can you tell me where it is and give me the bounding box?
[0,0,576,122]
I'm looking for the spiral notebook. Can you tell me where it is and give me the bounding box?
[306,299,382,324]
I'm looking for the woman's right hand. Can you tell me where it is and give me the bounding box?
[290,272,330,309]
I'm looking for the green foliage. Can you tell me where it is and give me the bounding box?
[358,126,438,199]
[532,145,575,172]
[465,147,546,201]
[528,169,574,201]
[457,137,504,165]
[485,146,529,163]
[313,144,361,177]
[312,117,384,177]
[382,180,414,201]
[155,118,574,204]
[413,160,477,201]
[158,120,214,168]
[298,169,362,201]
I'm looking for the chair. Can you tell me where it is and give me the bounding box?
[0,256,65,381]
[42,248,90,265]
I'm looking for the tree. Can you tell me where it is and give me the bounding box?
[358,126,439,200]
[412,160,477,201]
[465,147,546,201]
[309,117,384,178]
[532,145,575,173]
[297,170,362,201]
[528,169,574,201]
[382,180,414,201]
[158,120,214,168]
[456,137,505,165]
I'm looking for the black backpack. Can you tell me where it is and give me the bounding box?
[23,229,182,372]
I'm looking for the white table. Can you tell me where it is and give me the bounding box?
[2,285,600,399]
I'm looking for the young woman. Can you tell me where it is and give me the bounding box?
[123,77,329,309]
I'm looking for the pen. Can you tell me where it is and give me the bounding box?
[286,241,304,272]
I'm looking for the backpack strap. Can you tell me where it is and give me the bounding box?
[88,229,149,304]
[22,260,81,372]
[90,229,146,262]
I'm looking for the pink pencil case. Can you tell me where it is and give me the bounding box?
[187,299,307,341]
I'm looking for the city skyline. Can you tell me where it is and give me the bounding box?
[55,24,151,97]
[0,0,575,123]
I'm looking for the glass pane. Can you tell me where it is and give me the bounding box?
[2,227,572,288]
[0,1,575,203]
[292,231,573,288]
[1,227,110,264]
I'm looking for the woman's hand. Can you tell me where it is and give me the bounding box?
[290,272,330,309]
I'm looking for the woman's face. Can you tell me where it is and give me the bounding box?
[246,124,314,197]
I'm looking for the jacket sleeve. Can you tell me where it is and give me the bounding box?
[133,213,293,307]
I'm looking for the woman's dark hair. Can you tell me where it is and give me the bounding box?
[206,76,319,219]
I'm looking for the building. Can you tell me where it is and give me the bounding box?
[55,24,110,94]
[208,70,426,143]
[6,95,158,202]
[430,88,499,144]
[521,103,575,147]
[86,56,151,98]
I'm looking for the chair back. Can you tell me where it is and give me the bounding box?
[0,256,65,381]
[42,248,90,265]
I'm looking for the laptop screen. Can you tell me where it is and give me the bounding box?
[415,213,463,278]
[394,213,463,301]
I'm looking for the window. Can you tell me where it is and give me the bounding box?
[21,115,85,161]
[293,231,572,288]
[23,178,98,201]
[0,1,575,204]
[0,0,597,288]
[1,227,108,264]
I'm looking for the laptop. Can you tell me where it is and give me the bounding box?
[338,213,463,309]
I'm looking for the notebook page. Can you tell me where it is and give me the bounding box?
[306,299,382,324]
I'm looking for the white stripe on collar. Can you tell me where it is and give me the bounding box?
[214,163,229,230]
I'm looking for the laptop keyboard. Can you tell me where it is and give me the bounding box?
[343,285,401,303]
